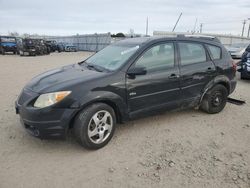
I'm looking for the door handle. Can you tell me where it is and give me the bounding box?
[168,74,179,79]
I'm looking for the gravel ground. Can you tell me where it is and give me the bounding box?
[0,52,249,188]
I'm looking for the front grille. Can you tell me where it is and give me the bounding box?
[17,88,37,105]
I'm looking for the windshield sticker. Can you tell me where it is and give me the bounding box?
[121,46,139,55]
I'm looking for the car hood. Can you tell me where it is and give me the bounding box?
[25,63,106,93]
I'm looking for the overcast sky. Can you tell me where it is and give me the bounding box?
[0,0,250,36]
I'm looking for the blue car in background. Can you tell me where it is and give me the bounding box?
[57,42,77,52]
[239,44,250,79]
[0,36,17,55]
[64,43,77,52]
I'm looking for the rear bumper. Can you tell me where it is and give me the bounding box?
[15,101,77,139]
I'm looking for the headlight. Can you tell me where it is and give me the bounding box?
[34,91,71,108]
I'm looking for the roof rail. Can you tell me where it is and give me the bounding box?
[177,34,221,43]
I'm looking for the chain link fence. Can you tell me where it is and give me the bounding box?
[45,33,111,52]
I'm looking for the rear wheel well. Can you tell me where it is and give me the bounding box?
[216,82,230,95]
[199,81,229,106]
[69,100,122,129]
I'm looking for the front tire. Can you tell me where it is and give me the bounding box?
[200,84,228,114]
[74,103,116,150]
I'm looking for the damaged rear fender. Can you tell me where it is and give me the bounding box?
[198,75,231,106]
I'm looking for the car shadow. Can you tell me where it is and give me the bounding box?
[15,108,206,153]
[20,109,203,152]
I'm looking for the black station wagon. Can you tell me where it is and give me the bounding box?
[15,35,237,149]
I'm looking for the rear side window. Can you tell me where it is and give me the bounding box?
[207,45,222,60]
[178,42,207,65]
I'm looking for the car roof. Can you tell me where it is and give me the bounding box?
[114,35,221,46]
[114,37,151,46]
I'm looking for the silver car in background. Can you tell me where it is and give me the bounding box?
[226,43,249,59]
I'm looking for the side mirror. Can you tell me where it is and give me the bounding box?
[127,66,147,77]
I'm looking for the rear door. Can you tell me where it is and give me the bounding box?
[177,41,217,105]
[126,42,181,113]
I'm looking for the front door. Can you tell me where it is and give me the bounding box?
[126,42,181,114]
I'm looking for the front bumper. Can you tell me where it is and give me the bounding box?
[15,90,78,139]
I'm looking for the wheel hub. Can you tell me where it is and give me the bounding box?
[87,110,113,144]
[212,92,222,107]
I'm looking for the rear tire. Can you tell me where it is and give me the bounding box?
[200,84,228,114]
[74,103,116,150]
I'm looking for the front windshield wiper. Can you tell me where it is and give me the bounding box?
[78,61,110,72]
[86,64,103,72]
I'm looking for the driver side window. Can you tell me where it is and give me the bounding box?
[135,43,175,73]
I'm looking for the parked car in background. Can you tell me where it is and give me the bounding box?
[18,38,50,56]
[226,43,249,59]
[239,44,250,79]
[0,36,17,55]
[18,38,37,56]
[45,40,58,52]
[64,43,77,52]
[57,42,66,52]
[36,39,50,55]
[16,36,237,149]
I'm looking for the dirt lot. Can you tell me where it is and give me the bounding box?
[0,52,249,188]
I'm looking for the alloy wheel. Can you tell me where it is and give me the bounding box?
[87,110,113,144]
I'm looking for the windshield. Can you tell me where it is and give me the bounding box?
[85,44,140,71]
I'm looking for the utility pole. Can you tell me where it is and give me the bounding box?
[248,24,250,38]
[146,17,148,36]
[200,23,203,33]
[192,18,198,34]
[248,18,250,38]
[241,20,246,37]
[172,13,182,32]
